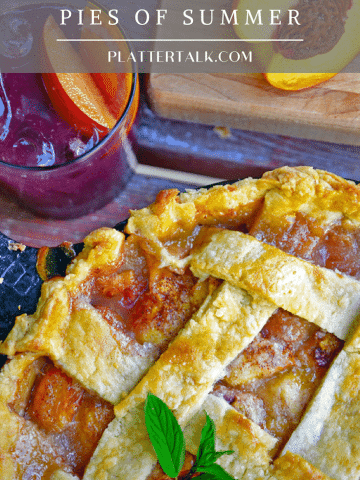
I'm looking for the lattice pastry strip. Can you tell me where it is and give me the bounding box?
[83,403,157,480]
[183,395,333,480]
[114,282,277,426]
[282,321,360,480]
[183,394,277,479]
[2,166,359,479]
[0,228,159,405]
[126,167,360,272]
[269,452,333,480]
[83,282,278,479]
[191,229,360,340]
[84,393,333,480]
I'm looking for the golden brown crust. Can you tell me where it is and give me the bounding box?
[1,228,125,356]
[0,228,159,404]
[3,167,360,479]
[190,229,360,340]
[85,283,276,480]
[270,452,334,480]
[114,282,276,426]
[0,452,16,480]
[259,168,360,224]
[283,345,360,480]
[126,167,360,271]
[83,404,157,480]
[184,395,277,478]
[126,176,271,239]
[0,354,33,462]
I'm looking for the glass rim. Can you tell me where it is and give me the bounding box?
[0,71,138,171]
[0,0,139,171]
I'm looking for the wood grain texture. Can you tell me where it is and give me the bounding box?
[147,73,360,145]
[4,93,360,249]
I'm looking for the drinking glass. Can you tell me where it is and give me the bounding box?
[0,1,139,219]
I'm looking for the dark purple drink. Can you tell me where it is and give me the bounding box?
[0,4,138,218]
[0,73,101,167]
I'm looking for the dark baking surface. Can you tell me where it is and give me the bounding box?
[0,233,41,338]
[0,218,127,344]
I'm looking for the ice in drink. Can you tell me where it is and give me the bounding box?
[0,3,138,218]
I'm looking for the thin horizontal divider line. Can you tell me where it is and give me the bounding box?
[56,38,304,42]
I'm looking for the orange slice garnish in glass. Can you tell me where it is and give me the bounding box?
[42,15,125,138]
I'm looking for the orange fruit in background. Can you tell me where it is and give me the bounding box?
[42,15,133,138]
[263,73,337,91]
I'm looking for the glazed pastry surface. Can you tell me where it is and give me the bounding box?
[3,167,360,479]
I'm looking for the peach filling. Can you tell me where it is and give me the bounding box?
[157,205,356,458]
[251,210,360,280]
[208,206,356,453]
[147,452,199,480]
[212,309,343,453]
[10,357,114,479]
[84,234,219,350]
[10,201,360,477]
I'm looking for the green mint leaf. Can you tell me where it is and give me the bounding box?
[196,413,234,468]
[197,463,235,480]
[144,393,185,478]
[192,412,235,479]
[196,413,216,466]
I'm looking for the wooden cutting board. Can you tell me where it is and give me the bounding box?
[147,72,360,145]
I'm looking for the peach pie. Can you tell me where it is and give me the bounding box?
[1,166,360,479]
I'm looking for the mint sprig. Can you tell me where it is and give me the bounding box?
[145,392,185,478]
[144,393,235,480]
